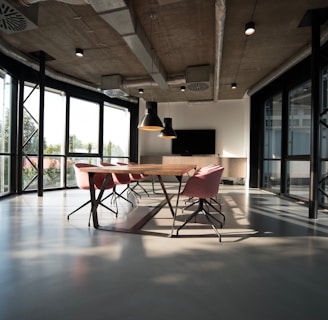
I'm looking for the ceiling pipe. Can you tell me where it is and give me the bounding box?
[213,0,226,102]
[122,74,185,89]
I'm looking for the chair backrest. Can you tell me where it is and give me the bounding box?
[117,161,145,180]
[181,165,224,199]
[74,163,114,190]
[74,163,96,190]
[100,162,131,184]
[193,163,218,176]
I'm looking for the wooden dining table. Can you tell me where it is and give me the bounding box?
[79,163,196,236]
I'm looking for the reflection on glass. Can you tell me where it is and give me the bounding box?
[321,66,328,159]
[263,160,281,191]
[287,160,309,200]
[69,98,100,153]
[263,93,282,192]
[288,80,311,155]
[320,161,328,206]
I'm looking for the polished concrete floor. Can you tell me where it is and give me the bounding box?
[1,183,328,320]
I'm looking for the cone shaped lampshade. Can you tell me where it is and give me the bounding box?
[138,102,164,131]
[158,117,177,139]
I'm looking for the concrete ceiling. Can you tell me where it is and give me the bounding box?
[0,0,328,102]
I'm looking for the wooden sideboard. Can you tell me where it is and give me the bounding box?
[162,155,220,168]
[140,155,247,182]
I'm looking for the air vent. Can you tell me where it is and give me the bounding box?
[187,82,209,91]
[103,88,128,98]
[0,0,38,34]
[101,75,128,98]
[186,65,210,92]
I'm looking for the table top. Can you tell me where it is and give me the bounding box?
[79,163,196,176]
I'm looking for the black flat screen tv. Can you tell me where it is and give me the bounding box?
[171,129,216,155]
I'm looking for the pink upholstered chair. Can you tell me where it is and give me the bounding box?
[176,165,224,241]
[67,163,117,226]
[117,161,149,197]
[183,164,223,213]
[100,162,134,206]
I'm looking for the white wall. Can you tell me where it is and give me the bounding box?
[138,97,250,159]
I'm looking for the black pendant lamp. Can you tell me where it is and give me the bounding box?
[138,101,164,131]
[158,117,177,139]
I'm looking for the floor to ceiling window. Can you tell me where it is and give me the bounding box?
[263,93,282,192]
[22,82,40,191]
[0,70,12,196]
[67,97,101,186]
[43,88,66,189]
[20,90,133,190]
[286,80,311,200]
[252,56,328,209]
[0,53,138,197]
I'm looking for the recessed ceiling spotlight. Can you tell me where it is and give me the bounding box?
[75,48,84,57]
[244,21,255,35]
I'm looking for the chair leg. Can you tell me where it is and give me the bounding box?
[99,202,118,217]
[176,209,201,236]
[113,186,134,206]
[131,180,149,197]
[204,199,225,225]
[67,200,91,220]
[70,192,118,227]
[127,184,142,200]
[182,199,199,213]
[210,196,222,211]
[176,198,223,240]
[203,212,222,242]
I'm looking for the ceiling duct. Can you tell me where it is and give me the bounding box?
[101,74,129,98]
[89,0,169,90]
[0,0,39,33]
[186,65,210,91]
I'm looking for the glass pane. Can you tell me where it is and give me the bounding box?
[69,98,99,153]
[321,66,328,158]
[263,160,281,191]
[22,156,38,191]
[103,103,130,157]
[0,73,11,153]
[66,156,99,187]
[288,80,311,155]
[44,90,66,155]
[320,161,328,206]
[0,71,12,195]
[264,93,282,158]
[287,160,309,200]
[23,84,39,155]
[0,155,10,193]
[43,156,64,189]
